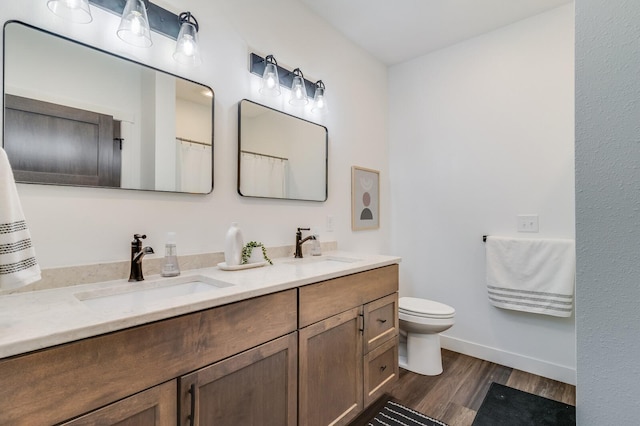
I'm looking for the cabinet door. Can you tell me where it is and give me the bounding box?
[363,293,399,353]
[299,306,363,426]
[179,333,297,426]
[61,380,176,426]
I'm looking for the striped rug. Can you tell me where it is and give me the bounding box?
[367,400,448,426]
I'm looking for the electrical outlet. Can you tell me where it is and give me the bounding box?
[517,215,539,233]
[326,215,335,232]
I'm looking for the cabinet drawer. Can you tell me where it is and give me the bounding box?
[299,264,399,327]
[363,337,399,407]
[363,293,398,353]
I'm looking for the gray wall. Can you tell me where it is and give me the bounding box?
[575,0,640,423]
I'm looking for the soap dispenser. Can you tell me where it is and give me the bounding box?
[161,232,180,277]
[310,234,322,256]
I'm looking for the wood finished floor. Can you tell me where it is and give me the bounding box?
[352,349,575,426]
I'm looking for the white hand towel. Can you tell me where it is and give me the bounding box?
[0,147,41,289]
[485,236,575,317]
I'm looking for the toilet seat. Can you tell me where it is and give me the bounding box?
[399,297,455,319]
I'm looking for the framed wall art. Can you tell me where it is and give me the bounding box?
[351,166,380,231]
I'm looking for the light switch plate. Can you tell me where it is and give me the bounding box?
[517,215,539,233]
[326,215,335,232]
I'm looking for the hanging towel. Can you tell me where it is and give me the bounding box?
[0,147,41,289]
[485,236,575,317]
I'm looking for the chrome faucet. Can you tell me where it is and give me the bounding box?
[129,234,154,282]
[294,227,316,258]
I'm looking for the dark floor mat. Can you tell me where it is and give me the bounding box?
[472,382,575,426]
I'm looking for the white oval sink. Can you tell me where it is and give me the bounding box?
[75,275,234,311]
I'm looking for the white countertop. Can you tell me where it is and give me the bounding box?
[0,251,400,359]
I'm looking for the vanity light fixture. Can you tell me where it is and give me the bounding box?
[259,55,282,97]
[311,80,327,114]
[47,0,93,24]
[249,53,321,109]
[289,68,309,106]
[117,0,152,47]
[50,1,203,65]
[173,12,201,66]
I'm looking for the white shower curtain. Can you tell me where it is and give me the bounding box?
[240,152,289,198]
[176,140,212,193]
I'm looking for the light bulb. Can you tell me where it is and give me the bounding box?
[173,16,201,66]
[181,36,195,56]
[311,81,328,114]
[260,56,281,97]
[130,12,145,36]
[117,0,152,48]
[289,70,309,106]
[266,73,277,89]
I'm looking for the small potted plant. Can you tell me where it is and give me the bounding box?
[241,241,273,265]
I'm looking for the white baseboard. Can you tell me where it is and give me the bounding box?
[440,335,576,385]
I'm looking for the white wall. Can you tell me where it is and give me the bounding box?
[5,22,141,122]
[575,0,640,423]
[389,5,576,383]
[1,0,389,267]
[176,99,211,144]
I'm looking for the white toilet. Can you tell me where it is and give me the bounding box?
[398,296,455,376]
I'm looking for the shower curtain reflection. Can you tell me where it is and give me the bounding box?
[240,151,289,198]
[176,139,212,193]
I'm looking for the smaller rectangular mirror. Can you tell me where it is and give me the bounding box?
[238,99,327,201]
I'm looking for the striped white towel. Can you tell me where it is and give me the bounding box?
[485,236,575,317]
[0,147,41,289]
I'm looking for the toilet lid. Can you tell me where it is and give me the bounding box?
[399,297,455,318]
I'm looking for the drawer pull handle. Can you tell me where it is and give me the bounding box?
[188,384,196,426]
[377,318,387,323]
[380,365,387,372]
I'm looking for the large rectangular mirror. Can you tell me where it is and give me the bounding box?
[3,21,213,194]
[238,99,327,201]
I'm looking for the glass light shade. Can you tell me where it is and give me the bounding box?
[289,71,308,106]
[260,62,281,97]
[311,85,327,114]
[47,0,92,24]
[173,22,201,65]
[117,0,152,48]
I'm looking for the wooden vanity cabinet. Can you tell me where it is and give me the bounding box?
[0,263,399,426]
[179,332,298,426]
[298,265,399,426]
[0,289,297,426]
